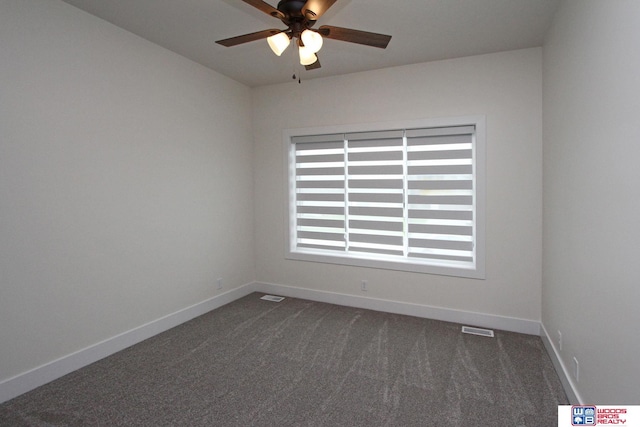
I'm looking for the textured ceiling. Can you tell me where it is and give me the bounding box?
[61,0,560,87]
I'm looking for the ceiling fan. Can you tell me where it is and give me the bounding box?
[216,0,392,70]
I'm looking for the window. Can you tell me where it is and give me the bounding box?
[285,117,485,279]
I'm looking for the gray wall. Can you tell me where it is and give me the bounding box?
[542,0,640,403]
[0,0,255,382]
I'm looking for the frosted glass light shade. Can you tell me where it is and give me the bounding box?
[301,30,323,53]
[298,45,317,66]
[267,32,290,56]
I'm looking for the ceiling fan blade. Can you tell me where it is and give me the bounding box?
[305,56,321,70]
[318,25,391,49]
[303,0,337,20]
[241,0,285,19]
[216,29,282,47]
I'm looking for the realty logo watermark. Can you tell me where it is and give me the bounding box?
[571,406,629,426]
[572,406,596,425]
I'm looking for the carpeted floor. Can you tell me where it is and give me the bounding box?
[0,293,567,426]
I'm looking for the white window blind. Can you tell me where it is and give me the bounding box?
[405,126,475,265]
[288,119,484,278]
[293,133,346,251]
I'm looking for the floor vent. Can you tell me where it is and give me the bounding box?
[461,326,495,338]
[260,295,285,302]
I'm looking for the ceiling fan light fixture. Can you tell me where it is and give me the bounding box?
[300,29,323,53]
[298,45,317,66]
[267,32,290,56]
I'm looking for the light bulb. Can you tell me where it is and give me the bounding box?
[298,45,318,66]
[267,32,290,56]
[301,29,323,53]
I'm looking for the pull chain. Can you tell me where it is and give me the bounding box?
[291,43,301,84]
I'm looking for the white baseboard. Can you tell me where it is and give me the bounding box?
[0,283,258,404]
[256,281,541,336]
[540,323,582,404]
[0,280,553,405]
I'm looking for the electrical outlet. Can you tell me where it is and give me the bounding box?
[217,278,223,290]
[573,357,579,382]
[361,280,368,292]
[558,330,562,351]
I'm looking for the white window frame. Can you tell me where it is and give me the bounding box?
[284,116,485,279]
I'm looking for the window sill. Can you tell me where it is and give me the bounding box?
[286,249,485,279]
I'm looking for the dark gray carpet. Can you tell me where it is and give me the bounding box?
[0,293,567,426]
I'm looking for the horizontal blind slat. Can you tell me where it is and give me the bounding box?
[346,130,404,141]
[406,125,475,138]
[292,134,344,144]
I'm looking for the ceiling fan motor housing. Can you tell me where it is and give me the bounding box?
[276,0,318,39]
[277,0,308,18]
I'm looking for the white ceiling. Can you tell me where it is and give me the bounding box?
[60,0,560,87]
